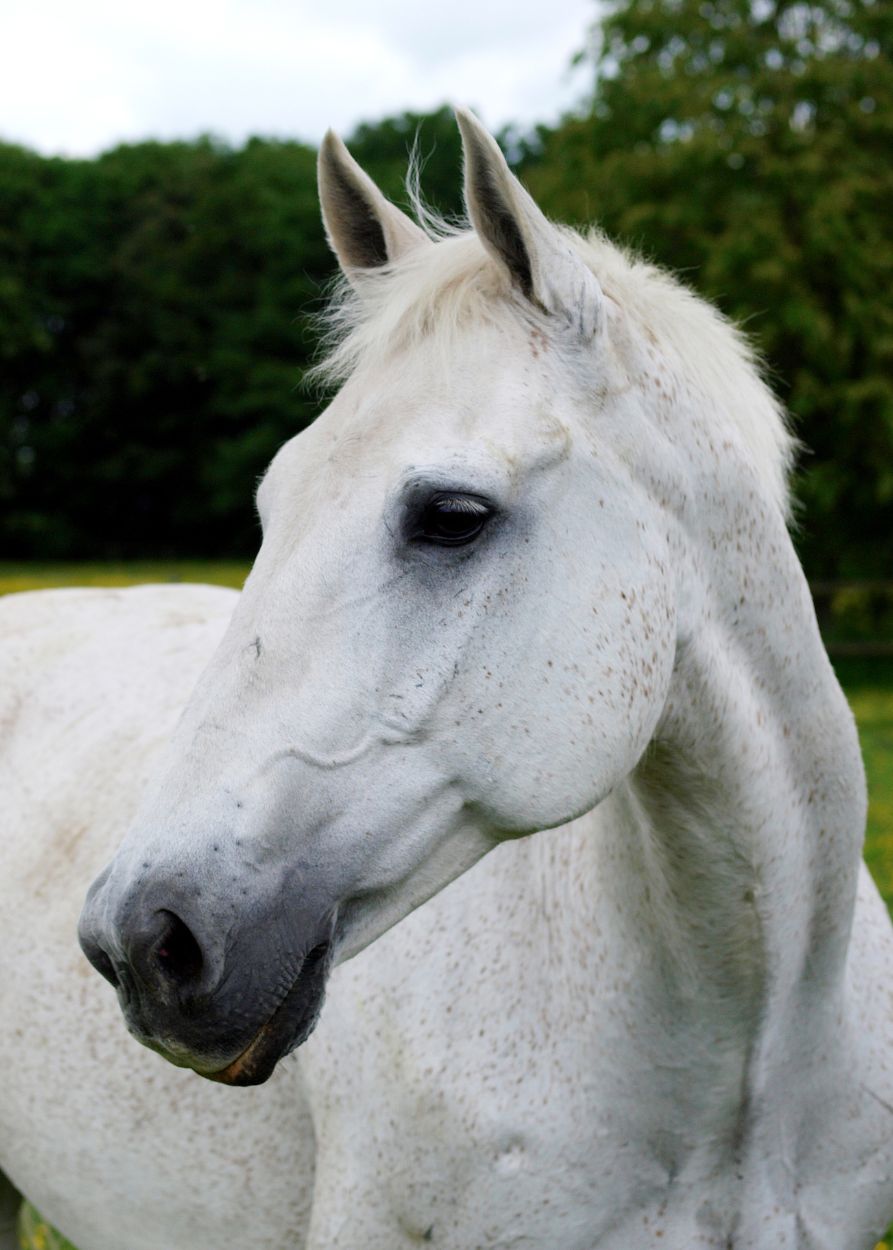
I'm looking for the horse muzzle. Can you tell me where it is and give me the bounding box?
[78,861,338,1085]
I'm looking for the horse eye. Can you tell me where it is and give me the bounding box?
[415,493,492,547]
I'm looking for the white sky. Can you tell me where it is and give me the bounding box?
[1,0,595,156]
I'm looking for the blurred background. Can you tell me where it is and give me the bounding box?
[1,0,890,585]
[2,0,891,640]
[1,0,891,1241]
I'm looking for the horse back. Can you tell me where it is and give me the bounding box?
[1,587,236,945]
[0,584,319,1250]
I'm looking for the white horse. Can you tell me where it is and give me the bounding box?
[2,109,892,1250]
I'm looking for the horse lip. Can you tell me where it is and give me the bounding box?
[202,939,333,1087]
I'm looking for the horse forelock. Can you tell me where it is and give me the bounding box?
[310,206,796,520]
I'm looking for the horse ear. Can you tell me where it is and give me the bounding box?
[456,108,603,339]
[318,130,429,281]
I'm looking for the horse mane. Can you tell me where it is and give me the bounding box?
[311,201,796,519]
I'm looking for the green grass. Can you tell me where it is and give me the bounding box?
[18,1203,76,1250]
[5,569,892,1250]
[836,658,893,911]
[0,560,249,595]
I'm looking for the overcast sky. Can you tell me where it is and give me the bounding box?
[1,0,595,156]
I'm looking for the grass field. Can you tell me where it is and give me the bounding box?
[3,565,892,1250]
[0,560,249,595]
[839,658,893,912]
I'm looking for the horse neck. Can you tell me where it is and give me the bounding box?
[602,405,866,1055]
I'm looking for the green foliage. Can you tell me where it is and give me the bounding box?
[343,105,466,221]
[0,110,471,560]
[1,13,890,578]
[19,1200,77,1250]
[521,0,893,578]
[0,135,322,557]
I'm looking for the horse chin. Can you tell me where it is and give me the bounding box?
[201,937,333,1087]
[126,938,332,1087]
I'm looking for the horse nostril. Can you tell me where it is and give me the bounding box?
[155,911,204,984]
[78,912,120,988]
[83,939,121,989]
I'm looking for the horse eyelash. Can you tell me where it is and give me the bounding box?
[430,494,490,515]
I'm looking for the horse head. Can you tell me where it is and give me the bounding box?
[78,110,692,1084]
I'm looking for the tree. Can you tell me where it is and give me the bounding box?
[522,0,893,577]
[345,105,466,222]
[0,136,328,558]
[0,108,465,560]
